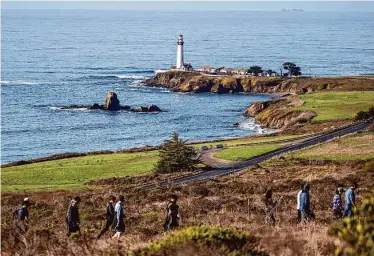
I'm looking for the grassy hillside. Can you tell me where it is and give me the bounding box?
[291,132,374,161]
[214,144,282,161]
[295,91,374,121]
[2,130,373,255]
[1,151,158,191]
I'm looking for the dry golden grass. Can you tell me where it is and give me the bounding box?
[2,157,373,255]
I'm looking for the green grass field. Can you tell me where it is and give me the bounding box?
[1,151,158,192]
[214,144,282,161]
[291,132,374,161]
[191,134,304,149]
[295,91,374,121]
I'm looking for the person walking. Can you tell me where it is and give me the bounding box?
[264,189,277,225]
[300,184,313,222]
[164,194,180,231]
[344,182,358,217]
[332,187,344,219]
[66,196,81,237]
[112,195,125,239]
[15,198,30,222]
[296,183,304,222]
[97,195,115,239]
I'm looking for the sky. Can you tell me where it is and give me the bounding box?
[2,1,374,11]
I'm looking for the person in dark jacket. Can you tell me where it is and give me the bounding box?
[112,195,125,239]
[97,195,115,239]
[300,184,314,222]
[66,196,81,237]
[344,182,358,217]
[264,189,277,225]
[164,194,180,231]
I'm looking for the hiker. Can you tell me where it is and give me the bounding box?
[66,196,81,237]
[344,182,358,217]
[264,189,277,225]
[296,183,304,222]
[97,195,115,239]
[14,198,30,222]
[163,194,180,231]
[112,195,125,239]
[331,187,344,219]
[299,183,314,222]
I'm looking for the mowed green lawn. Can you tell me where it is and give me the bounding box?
[1,151,158,192]
[191,134,304,149]
[295,91,374,121]
[214,144,282,161]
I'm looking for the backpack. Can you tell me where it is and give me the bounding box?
[18,208,25,218]
[12,207,24,219]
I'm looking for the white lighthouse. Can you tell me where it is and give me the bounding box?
[176,34,184,69]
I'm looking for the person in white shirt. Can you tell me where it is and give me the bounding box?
[297,183,304,222]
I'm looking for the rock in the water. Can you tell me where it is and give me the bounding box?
[135,106,148,112]
[90,103,102,110]
[148,105,161,112]
[104,92,120,111]
[233,122,240,127]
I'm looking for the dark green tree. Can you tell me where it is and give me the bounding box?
[154,132,201,173]
[283,62,302,77]
[247,66,263,76]
[266,69,277,76]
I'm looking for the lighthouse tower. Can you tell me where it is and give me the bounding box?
[176,34,184,69]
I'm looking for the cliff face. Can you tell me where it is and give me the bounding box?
[143,71,286,93]
[143,71,374,94]
[243,96,317,129]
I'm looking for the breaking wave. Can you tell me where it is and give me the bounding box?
[1,80,39,85]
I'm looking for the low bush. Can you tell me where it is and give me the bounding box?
[329,191,374,256]
[130,225,268,256]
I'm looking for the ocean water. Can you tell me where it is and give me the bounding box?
[1,9,374,163]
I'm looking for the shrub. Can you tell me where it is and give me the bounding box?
[329,191,374,256]
[154,132,201,173]
[130,225,268,256]
[355,106,374,121]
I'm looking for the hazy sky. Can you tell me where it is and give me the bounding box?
[2,1,374,11]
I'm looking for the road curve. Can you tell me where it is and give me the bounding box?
[141,121,372,190]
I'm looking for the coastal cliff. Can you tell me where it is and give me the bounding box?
[143,71,374,94]
[243,97,317,129]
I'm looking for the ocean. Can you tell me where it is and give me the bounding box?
[1,9,374,163]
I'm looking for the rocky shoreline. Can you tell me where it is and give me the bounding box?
[143,72,374,129]
[143,71,374,94]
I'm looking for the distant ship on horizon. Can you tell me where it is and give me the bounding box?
[282,8,304,12]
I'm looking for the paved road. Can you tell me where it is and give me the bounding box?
[142,121,372,190]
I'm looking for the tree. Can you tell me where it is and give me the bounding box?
[283,62,302,77]
[266,69,277,76]
[154,132,201,173]
[247,66,263,76]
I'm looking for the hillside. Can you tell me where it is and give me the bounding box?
[2,132,373,255]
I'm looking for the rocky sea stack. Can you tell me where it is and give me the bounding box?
[60,92,162,113]
[104,92,121,110]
